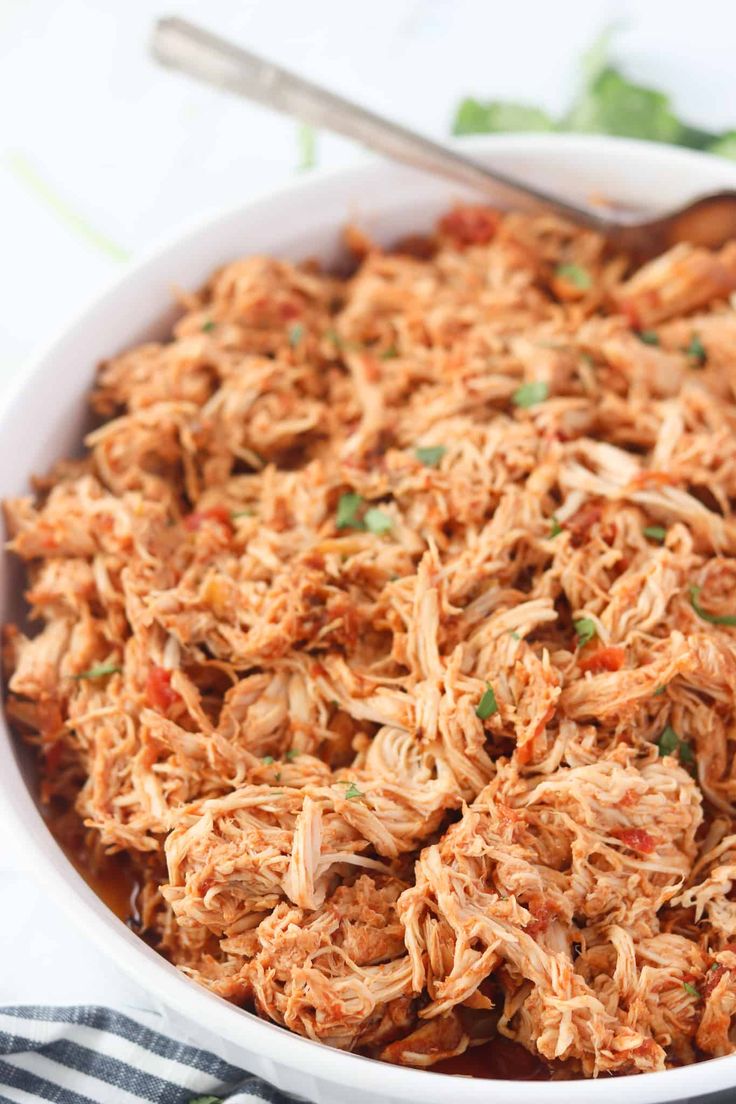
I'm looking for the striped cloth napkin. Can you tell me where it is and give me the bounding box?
[2,1005,735,1103]
[0,1006,298,1104]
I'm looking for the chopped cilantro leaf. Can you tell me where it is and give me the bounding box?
[657,725,694,764]
[637,330,659,345]
[555,263,592,289]
[653,684,667,696]
[683,981,701,999]
[261,756,275,765]
[345,782,364,799]
[285,749,300,761]
[657,725,679,757]
[690,584,736,626]
[415,445,446,468]
[297,123,316,171]
[475,683,498,720]
[72,662,121,680]
[288,322,304,347]
[231,508,254,519]
[453,98,555,136]
[509,631,521,640]
[550,516,563,537]
[684,334,707,366]
[364,508,393,535]
[380,345,399,359]
[574,618,597,647]
[201,320,216,333]
[512,380,549,408]
[336,492,364,530]
[643,525,667,543]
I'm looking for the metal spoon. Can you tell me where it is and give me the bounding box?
[151,17,736,260]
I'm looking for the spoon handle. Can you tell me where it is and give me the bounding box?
[152,17,609,231]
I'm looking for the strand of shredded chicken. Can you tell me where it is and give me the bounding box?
[7,204,736,1078]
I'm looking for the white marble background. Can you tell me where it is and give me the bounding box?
[2,0,736,1075]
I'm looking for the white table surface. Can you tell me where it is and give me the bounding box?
[3,0,736,1077]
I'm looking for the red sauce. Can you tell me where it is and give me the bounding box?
[146,666,180,711]
[49,823,141,923]
[439,206,500,247]
[184,505,233,532]
[613,827,657,853]
[579,645,626,674]
[434,1037,551,1080]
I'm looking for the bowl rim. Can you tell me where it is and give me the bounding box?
[3,132,736,1104]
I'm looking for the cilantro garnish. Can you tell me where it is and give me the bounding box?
[684,334,707,366]
[475,683,498,720]
[364,508,392,535]
[574,618,597,647]
[72,663,121,680]
[336,492,364,530]
[643,525,666,543]
[690,584,736,626]
[554,263,592,290]
[415,445,446,468]
[657,725,694,764]
[512,381,549,408]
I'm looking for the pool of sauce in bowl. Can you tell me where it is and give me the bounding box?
[47,809,551,1082]
[434,1036,551,1080]
[45,806,141,925]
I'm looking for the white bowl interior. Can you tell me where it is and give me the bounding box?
[3,135,736,1104]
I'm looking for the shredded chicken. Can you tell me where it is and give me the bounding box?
[7,204,736,1078]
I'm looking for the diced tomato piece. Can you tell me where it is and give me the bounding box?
[579,645,626,674]
[620,299,641,329]
[280,300,301,320]
[613,827,656,853]
[439,205,500,247]
[184,505,233,532]
[146,667,180,711]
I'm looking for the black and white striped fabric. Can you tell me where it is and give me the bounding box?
[0,1006,298,1104]
[3,1006,736,1103]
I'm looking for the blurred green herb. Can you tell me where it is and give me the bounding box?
[415,445,446,468]
[297,123,317,171]
[690,584,736,626]
[555,263,591,289]
[452,28,735,160]
[574,618,597,647]
[684,333,707,366]
[475,683,498,720]
[364,507,393,535]
[336,492,364,529]
[72,663,121,680]
[512,380,549,408]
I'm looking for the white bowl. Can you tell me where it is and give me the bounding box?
[3,135,736,1104]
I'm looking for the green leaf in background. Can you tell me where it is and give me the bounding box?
[563,66,683,143]
[453,98,556,136]
[707,132,736,160]
[297,123,317,171]
[452,26,731,157]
